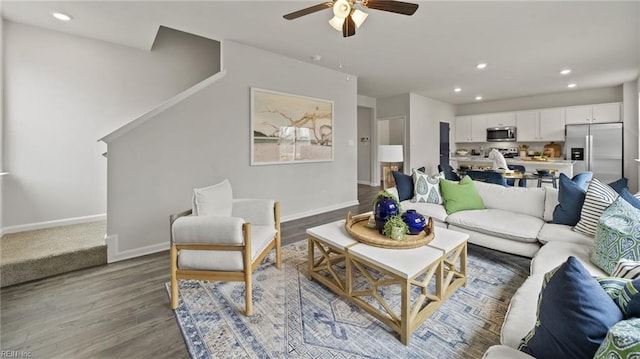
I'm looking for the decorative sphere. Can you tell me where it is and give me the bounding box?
[401,210,426,235]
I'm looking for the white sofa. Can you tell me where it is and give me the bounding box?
[386,180,602,358]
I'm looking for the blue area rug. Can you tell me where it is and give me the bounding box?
[168,241,530,358]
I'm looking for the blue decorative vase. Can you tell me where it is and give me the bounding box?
[374,197,400,234]
[401,210,426,235]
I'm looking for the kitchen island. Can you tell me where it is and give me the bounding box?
[450,156,576,185]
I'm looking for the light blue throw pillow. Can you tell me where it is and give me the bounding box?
[590,197,640,274]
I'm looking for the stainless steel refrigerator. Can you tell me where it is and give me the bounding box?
[565,123,623,183]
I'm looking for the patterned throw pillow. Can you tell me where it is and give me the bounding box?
[518,257,623,358]
[590,197,640,274]
[613,259,640,280]
[596,277,640,317]
[574,178,619,237]
[411,170,443,204]
[594,318,640,359]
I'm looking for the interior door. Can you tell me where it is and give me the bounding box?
[440,122,450,168]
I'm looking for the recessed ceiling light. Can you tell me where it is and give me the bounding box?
[476,63,487,70]
[475,96,483,101]
[52,12,72,21]
[454,87,462,93]
[560,69,572,75]
[567,83,577,88]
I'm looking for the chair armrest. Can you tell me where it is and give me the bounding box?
[170,209,193,227]
[232,199,277,226]
[171,215,245,245]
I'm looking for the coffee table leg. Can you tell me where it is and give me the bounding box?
[400,280,410,345]
[307,237,314,280]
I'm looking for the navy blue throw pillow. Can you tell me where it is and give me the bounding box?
[392,167,425,202]
[518,256,623,359]
[620,187,640,209]
[552,173,586,226]
[609,177,629,194]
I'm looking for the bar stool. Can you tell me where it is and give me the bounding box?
[536,174,558,188]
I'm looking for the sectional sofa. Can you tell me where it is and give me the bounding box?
[386,179,607,358]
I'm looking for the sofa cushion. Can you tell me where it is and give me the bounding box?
[411,170,443,204]
[552,173,587,226]
[596,277,640,318]
[400,200,449,222]
[446,209,543,243]
[590,196,640,274]
[501,275,545,348]
[612,259,640,279]
[193,179,233,217]
[537,223,593,246]
[518,257,623,359]
[439,176,485,214]
[483,345,535,359]
[542,187,558,222]
[594,318,640,359]
[531,241,606,277]
[574,178,619,237]
[473,181,546,218]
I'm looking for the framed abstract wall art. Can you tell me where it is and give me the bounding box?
[251,87,334,165]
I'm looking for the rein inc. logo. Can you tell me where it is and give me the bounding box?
[1,351,32,358]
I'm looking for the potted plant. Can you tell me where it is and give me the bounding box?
[383,215,409,241]
[372,191,401,234]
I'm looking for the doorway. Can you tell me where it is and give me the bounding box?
[357,106,374,185]
[439,122,450,168]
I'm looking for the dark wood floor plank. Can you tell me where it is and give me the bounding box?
[0,184,381,358]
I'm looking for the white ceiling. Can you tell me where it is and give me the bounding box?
[2,1,639,105]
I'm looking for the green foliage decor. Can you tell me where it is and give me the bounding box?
[383,215,409,240]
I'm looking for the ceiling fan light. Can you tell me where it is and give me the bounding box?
[351,9,368,28]
[329,16,345,31]
[333,0,351,19]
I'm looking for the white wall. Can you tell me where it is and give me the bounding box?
[2,21,220,232]
[623,80,639,193]
[357,106,372,184]
[456,86,623,115]
[104,40,358,261]
[1,19,5,232]
[408,93,456,175]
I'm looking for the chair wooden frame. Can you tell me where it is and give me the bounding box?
[169,202,281,316]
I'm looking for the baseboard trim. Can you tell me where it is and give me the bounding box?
[1,214,107,236]
[281,200,360,223]
[106,234,168,263]
[357,180,378,187]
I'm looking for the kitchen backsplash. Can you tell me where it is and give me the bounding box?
[455,141,565,158]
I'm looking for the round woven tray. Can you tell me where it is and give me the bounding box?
[344,212,434,249]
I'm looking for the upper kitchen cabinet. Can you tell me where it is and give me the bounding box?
[516,108,565,142]
[486,112,516,128]
[538,108,565,141]
[455,115,487,142]
[565,102,621,124]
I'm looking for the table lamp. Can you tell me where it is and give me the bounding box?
[378,145,404,189]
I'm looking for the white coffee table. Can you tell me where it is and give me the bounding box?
[307,220,469,345]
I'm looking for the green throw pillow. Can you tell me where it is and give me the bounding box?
[590,196,640,274]
[439,176,485,214]
[594,318,640,359]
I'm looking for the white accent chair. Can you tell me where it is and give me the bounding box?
[169,179,281,316]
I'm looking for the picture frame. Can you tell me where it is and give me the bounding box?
[251,87,334,165]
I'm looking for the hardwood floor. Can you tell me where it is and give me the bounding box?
[0,184,382,359]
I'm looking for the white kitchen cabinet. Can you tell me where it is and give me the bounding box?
[565,102,621,124]
[515,111,538,141]
[538,108,565,141]
[486,112,516,128]
[516,108,565,142]
[455,115,487,142]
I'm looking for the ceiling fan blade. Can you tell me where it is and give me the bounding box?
[342,14,356,37]
[362,0,419,15]
[283,2,334,20]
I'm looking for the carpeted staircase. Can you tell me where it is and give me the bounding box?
[0,221,107,287]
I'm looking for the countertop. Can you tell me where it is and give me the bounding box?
[450,156,576,165]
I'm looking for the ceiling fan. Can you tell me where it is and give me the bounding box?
[283,0,419,38]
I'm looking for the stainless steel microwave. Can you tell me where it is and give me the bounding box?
[487,126,517,142]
